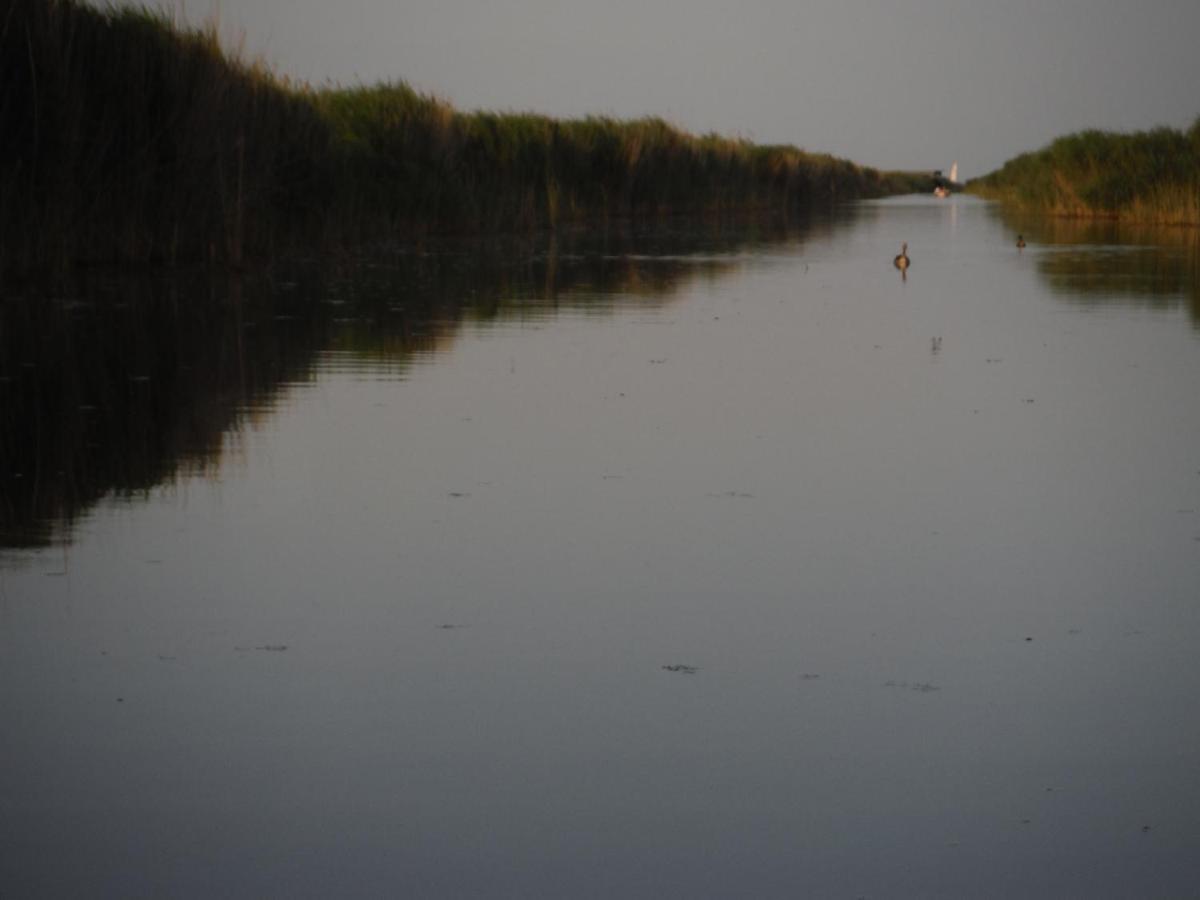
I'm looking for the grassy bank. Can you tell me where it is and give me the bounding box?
[968,121,1200,225]
[0,0,931,275]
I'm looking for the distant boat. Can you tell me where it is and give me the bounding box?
[934,162,959,198]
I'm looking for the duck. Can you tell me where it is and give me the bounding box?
[1016,234,1026,249]
[893,242,910,271]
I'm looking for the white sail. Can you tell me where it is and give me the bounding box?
[949,162,958,184]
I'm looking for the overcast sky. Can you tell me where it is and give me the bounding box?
[156,0,1199,178]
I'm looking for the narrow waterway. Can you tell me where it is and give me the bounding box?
[3,197,1199,898]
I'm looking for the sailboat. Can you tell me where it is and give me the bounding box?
[934,162,959,198]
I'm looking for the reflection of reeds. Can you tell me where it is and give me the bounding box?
[988,207,1200,325]
[969,123,1200,225]
[0,275,321,550]
[0,217,837,553]
[0,0,931,276]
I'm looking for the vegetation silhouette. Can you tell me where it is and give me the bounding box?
[0,0,932,277]
[969,122,1200,225]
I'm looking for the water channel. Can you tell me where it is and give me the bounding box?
[3,196,1199,897]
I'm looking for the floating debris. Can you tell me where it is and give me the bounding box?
[884,680,940,693]
[706,491,754,499]
[662,664,699,674]
[447,492,471,498]
[801,673,821,681]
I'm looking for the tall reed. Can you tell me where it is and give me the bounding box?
[0,0,933,275]
[968,121,1200,225]
[1,0,334,272]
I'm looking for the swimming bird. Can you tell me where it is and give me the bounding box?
[893,242,910,271]
[1016,234,1026,249]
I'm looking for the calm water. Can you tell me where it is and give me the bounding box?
[3,198,1199,898]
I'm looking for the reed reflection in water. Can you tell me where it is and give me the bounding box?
[0,216,840,557]
[991,208,1200,325]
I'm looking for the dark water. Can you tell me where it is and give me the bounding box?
[3,198,1199,898]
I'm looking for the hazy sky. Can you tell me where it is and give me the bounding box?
[158,0,1199,178]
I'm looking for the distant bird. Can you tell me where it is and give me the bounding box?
[1016,234,1026,249]
[893,242,910,271]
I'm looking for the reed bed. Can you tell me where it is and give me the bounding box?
[968,122,1200,226]
[0,0,931,275]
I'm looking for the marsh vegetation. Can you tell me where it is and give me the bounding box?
[969,122,1200,225]
[0,0,931,276]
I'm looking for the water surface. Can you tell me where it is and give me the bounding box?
[3,199,1199,898]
